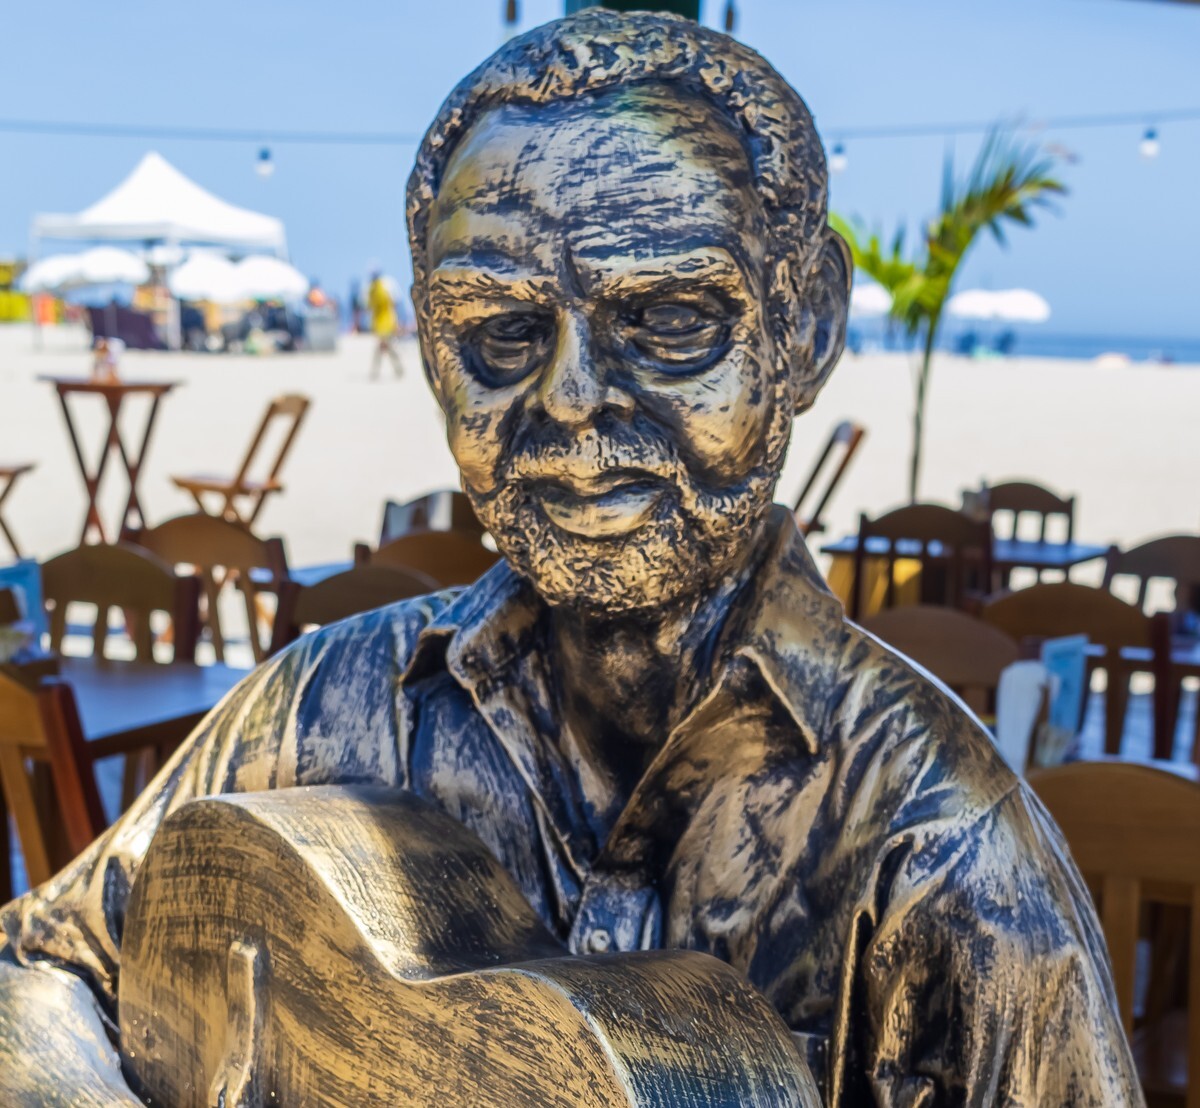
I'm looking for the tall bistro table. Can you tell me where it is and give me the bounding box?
[39,376,180,544]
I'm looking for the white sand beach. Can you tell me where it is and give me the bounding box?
[1,323,1196,579]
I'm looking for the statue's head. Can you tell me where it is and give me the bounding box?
[408,11,850,615]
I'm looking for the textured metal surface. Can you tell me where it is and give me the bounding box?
[119,787,817,1106]
[2,10,1141,1106]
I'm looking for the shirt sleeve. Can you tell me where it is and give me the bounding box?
[829,784,1144,1108]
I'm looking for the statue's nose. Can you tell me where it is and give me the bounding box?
[532,310,633,428]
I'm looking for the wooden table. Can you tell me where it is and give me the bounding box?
[58,656,244,758]
[820,535,1110,616]
[40,376,180,544]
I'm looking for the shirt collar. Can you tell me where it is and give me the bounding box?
[401,505,846,757]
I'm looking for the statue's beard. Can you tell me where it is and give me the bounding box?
[464,417,779,615]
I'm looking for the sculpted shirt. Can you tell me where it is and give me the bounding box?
[2,507,1141,1106]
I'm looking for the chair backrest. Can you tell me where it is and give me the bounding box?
[1104,534,1200,615]
[232,393,311,490]
[40,543,201,662]
[379,490,486,545]
[851,504,993,619]
[982,581,1152,651]
[862,605,1019,697]
[270,565,438,654]
[791,421,866,536]
[0,667,109,880]
[137,513,287,579]
[1028,759,1200,1089]
[983,480,1075,543]
[367,531,500,589]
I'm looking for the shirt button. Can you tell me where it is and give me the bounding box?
[585,929,612,954]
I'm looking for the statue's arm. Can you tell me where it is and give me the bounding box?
[0,959,143,1106]
[829,787,1143,1106]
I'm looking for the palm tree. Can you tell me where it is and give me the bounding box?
[833,130,1066,502]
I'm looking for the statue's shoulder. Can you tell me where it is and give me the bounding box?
[278,586,464,680]
[830,615,1023,820]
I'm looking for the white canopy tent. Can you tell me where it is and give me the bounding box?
[30,152,289,347]
[32,152,287,256]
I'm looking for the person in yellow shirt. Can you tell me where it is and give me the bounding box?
[367,269,403,379]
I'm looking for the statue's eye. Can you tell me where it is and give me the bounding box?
[626,299,729,373]
[468,311,554,387]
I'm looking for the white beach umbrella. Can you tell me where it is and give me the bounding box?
[168,251,244,302]
[992,288,1051,324]
[850,281,892,318]
[948,288,1051,324]
[20,254,83,293]
[234,255,309,301]
[20,246,149,292]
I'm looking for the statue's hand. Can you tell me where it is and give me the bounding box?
[0,960,144,1106]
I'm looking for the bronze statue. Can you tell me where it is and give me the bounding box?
[1,11,1142,1106]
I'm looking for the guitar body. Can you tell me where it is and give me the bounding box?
[119,786,820,1107]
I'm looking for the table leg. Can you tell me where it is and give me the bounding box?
[0,474,22,558]
[116,392,165,540]
[54,388,110,545]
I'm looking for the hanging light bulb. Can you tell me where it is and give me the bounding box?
[724,1,737,32]
[1139,126,1160,160]
[255,147,275,178]
[829,143,848,174]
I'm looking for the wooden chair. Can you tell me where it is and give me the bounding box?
[380,490,485,545]
[170,393,310,527]
[791,421,865,537]
[983,480,1075,544]
[356,530,501,589]
[1029,760,1200,1107]
[0,463,35,558]
[41,543,202,663]
[136,513,288,665]
[850,504,993,621]
[862,605,1019,714]
[1105,535,1200,626]
[1106,536,1200,765]
[982,582,1172,757]
[270,565,438,655]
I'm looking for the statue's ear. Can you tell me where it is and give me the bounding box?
[795,229,852,413]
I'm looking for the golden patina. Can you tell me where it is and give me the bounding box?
[1,11,1141,1106]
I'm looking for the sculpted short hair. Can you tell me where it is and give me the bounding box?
[406,9,829,304]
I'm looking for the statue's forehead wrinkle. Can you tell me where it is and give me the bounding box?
[429,86,764,270]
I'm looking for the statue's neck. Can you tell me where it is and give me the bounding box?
[546,545,757,799]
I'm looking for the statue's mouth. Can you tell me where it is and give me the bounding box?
[529,472,667,539]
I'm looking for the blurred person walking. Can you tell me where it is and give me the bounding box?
[368,270,403,379]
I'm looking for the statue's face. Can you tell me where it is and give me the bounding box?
[422,85,799,614]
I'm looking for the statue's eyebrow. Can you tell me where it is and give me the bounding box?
[428,264,554,302]
[581,247,751,297]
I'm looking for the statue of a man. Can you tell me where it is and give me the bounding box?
[1,12,1140,1105]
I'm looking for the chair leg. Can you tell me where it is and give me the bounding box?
[1105,668,1131,757]
[0,747,52,889]
[203,574,226,664]
[0,787,11,903]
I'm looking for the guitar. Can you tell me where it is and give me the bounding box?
[119,786,821,1107]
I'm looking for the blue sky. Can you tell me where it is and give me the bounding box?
[2,0,1196,338]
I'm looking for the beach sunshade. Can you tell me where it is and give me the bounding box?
[20,247,149,293]
[33,152,287,254]
[948,288,1051,324]
[234,255,309,301]
[168,251,244,302]
[850,282,892,318]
